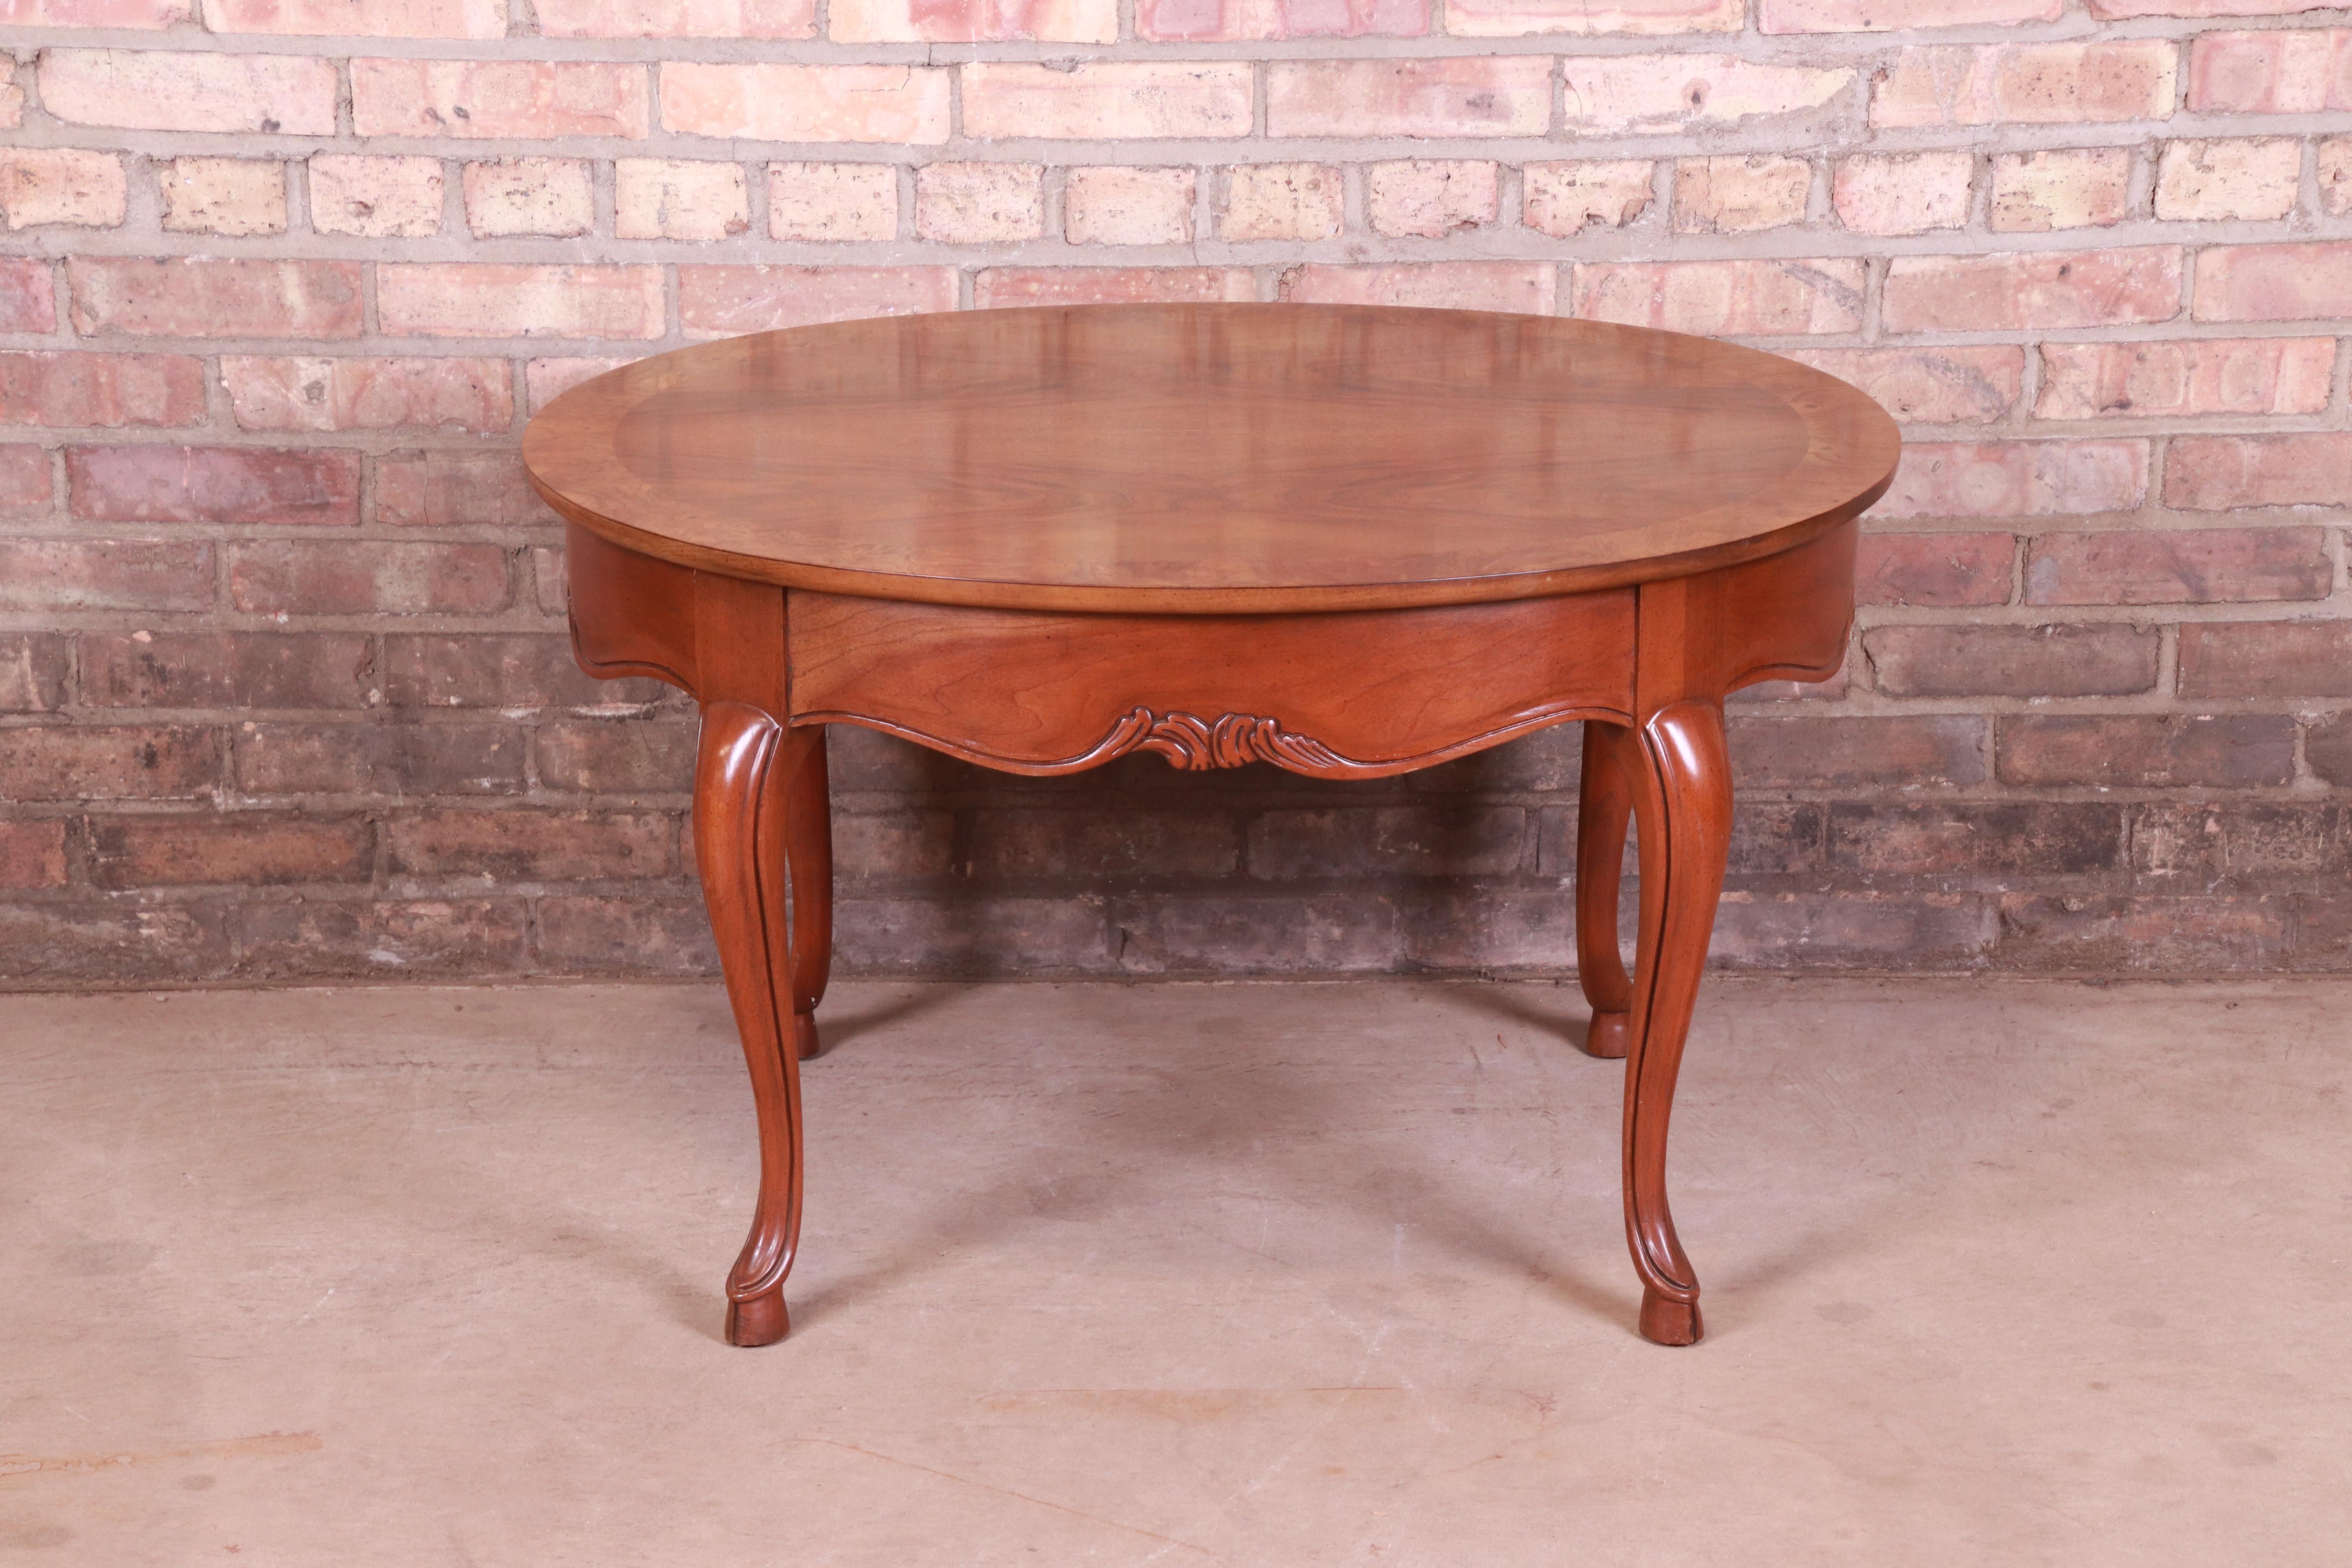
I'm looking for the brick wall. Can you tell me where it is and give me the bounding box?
[3,0,2349,985]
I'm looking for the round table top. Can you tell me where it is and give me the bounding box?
[523,304,1900,614]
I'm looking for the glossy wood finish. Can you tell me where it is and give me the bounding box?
[535,305,1898,1351]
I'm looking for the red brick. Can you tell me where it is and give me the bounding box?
[2179,622,2352,699]
[206,0,506,33]
[2323,137,2352,216]
[1826,802,2118,878]
[532,721,698,793]
[1996,895,2288,973]
[66,258,361,339]
[352,58,650,140]
[1281,263,1553,314]
[1142,0,1427,38]
[1877,441,2147,521]
[680,266,957,335]
[2128,801,2347,886]
[38,47,338,135]
[2036,339,2334,421]
[1864,623,2158,699]
[1570,258,1865,335]
[534,896,717,975]
[2187,27,2352,113]
[0,903,230,984]
[374,449,552,528]
[0,447,51,521]
[387,808,677,881]
[68,445,358,526]
[1882,249,2181,333]
[1267,57,1552,138]
[1,259,54,334]
[534,0,815,35]
[1870,41,2178,127]
[232,898,530,979]
[0,726,218,801]
[0,633,71,712]
[1558,54,1851,132]
[1998,715,2295,787]
[1788,347,2022,426]
[0,539,214,611]
[378,265,664,341]
[661,62,951,142]
[974,268,1258,307]
[0,0,191,24]
[1764,0,2057,27]
[837,0,1116,39]
[2193,242,2352,324]
[84,632,377,709]
[381,633,664,709]
[87,813,373,888]
[2025,526,2328,604]
[530,544,567,615]
[221,357,514,434]
[236,721,527,796]
[2164,434,2352,511]
[0,352,205,428]
[0,820,67,891]
[228,541,513,616]
[1857,532,2014,607]
[1728,715,1989,789]
[2304,713,2352,786]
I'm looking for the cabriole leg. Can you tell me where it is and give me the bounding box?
[1575,720,1639,1060]
[783,726,833,1062]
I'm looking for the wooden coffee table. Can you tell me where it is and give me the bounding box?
[524,304,1900,1348]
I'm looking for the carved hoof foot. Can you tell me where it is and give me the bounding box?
[1583,1011,1631,1059]
[794,1011,821,1061]
[1639,1287,1702,1346]
[725,1289,790,1347]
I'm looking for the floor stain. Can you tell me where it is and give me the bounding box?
[0,1432,321,1488]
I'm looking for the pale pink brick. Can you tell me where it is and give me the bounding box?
[1882,249,2181,333]
[661,63,950,144]
[0,351,207,428]
[309,156,446,238]
[0,260,55,335]
[1522,162,1653,236]
[204,0,507,35]
[1139,0,1427,38]
[965,62,1254,140]
[2193,242,2352,322]
[2095,0,2340,13]
[1673,155,1809,234]
[1367,161,1497,238]
[526,358,633,413]
[0,149,127,230]
[1832,151,1970,236]
[2187,28,2352,113]
[833,0,1116,41]
[374,449,547,527]
[1763,0,2058,27]
[2037,339,2334,420]
[2155,139,2301,222]
[378,265,666,340]
[463,159,594,238]
[1786,347,2024,425]
[1446,0,1737,36]
[0,83,20,132]
[229,541,511,617]
[158,158,285,237]
[1282,263,1554,314]
[975,268,1256,306]
[68,258,361,339]
[353,59,650,140]
[2164,433,2352,510]
[615,160,749,241]
[534,0,815,35]
[0,443,52,514]
[1870,42,2178,127]
[1571,258,1866,336]
[2321,138,2352,216]
[0,0,191,24]
[1220,163,1343,241]
[38,49,337,136]
[767,163,897,242]
[1065,167,1195,246]
[1561,54,1852,134]
[1989,148,2133,232]
[679,266,957,336]
[914,163,1044,243]
[221,356,514,434]
[1267,58,1551,138]
[1879,441,2148,521]
[67,444,358,524]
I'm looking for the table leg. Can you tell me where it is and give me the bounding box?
[783,726,833,1062]
[695,700,815,1347]
[1621,699,1732,1347]
[1575,720,1638,1060]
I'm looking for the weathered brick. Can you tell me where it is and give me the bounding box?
[235,721,527,796]
[1103,892,1396,976]
[0,147,127,230]
[1522,161,1653,236]
[377,265,665,340]
[0,633,72,713]
[525,358,631,414]
[67,258,362,339]
[1988,148,2132,232]
[2179,622,2352,699]
[1827,802,2118,879]
[1282,263,1554,314]
[532,720,697,793]
[308,155,446,238]
[386,808,677,881]
[2305,713,2352,786]
[1143,0,1428,39]
[68,445,359,525]
[1571,258,1865,335]
[1363,160,1496,238]
[227,541,512,616]
[84,632,376,709]
[534,0,815,36]
[1673,155,1810,234]
[833,0,1117,40]
[463,159,593,238]
[1789,347,2022,425]
[969,808,1243,881]
[0,0,191,24]
[767,162,897,242]
[1220,163,1343,241]
[0,534,165,624]
[2155,138,2301,222]
[1245,806,1525,880]
[615,159,749,241]
[205,0,506,34]
[2129,801,2347,887]
[662,63,950,142]
[0,820,67,891]
[1882,249,2180,333]
[222,356,511,434]
[0,83,17,133]
[0,260,54,334]
[1708,893,1996,971]
[1065,167,1195,245]
[39,48,338,135]
[1729,715,1989,789]
[2026,526,2327,605]
[232,898,530,980]
[2193,243,2352,323]
[375,449,551,527]
[1878,440,2147,521]
[0,352,207,428]
[1830,151,1970,236]
[1870,42,2178,127]
[0,443,52,514]
[969,62,1254,140]
[975,268,1258,306]
[1864,623,2159,699]
[915,162,1044,243]
[1857,531,2014,607]
[1998,894,2289,973]
[2038,339,2333,421]
[87,813,373,889]
[353,59,650,140]
[0,902,230,984]
[534,896,718,975]
[2000,715,2296,787]
[381,633,663,709]
[679,266,957,336]
[1268,57,1551,137]
[2186,27,2352,113]
[157,158,285,237]
[0,726,217,800]
[832,809,958,884]
[2323,138,2352,216]
[1765,0,2058,27]
[2165,434,2352,511]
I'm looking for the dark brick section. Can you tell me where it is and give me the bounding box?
[84,633,377,711]
[1827,802,2122,878]
[2179,622,2352,700]
[1864,622,2160,699]
[86,813,374,889]
[233,898,531,980]
[1998,715,2297,788]
[235,721,529,797]
[0,634,72,713]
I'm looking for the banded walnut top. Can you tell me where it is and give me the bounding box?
[523,304,1900,615]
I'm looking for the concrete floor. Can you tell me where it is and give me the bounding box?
[3,979,2348,1566]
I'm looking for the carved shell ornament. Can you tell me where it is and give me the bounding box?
[1097,707,1353,771]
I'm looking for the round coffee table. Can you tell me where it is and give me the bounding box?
[523,303,1900,1348]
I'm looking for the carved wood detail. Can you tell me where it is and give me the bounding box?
[1100,706,1348,772]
